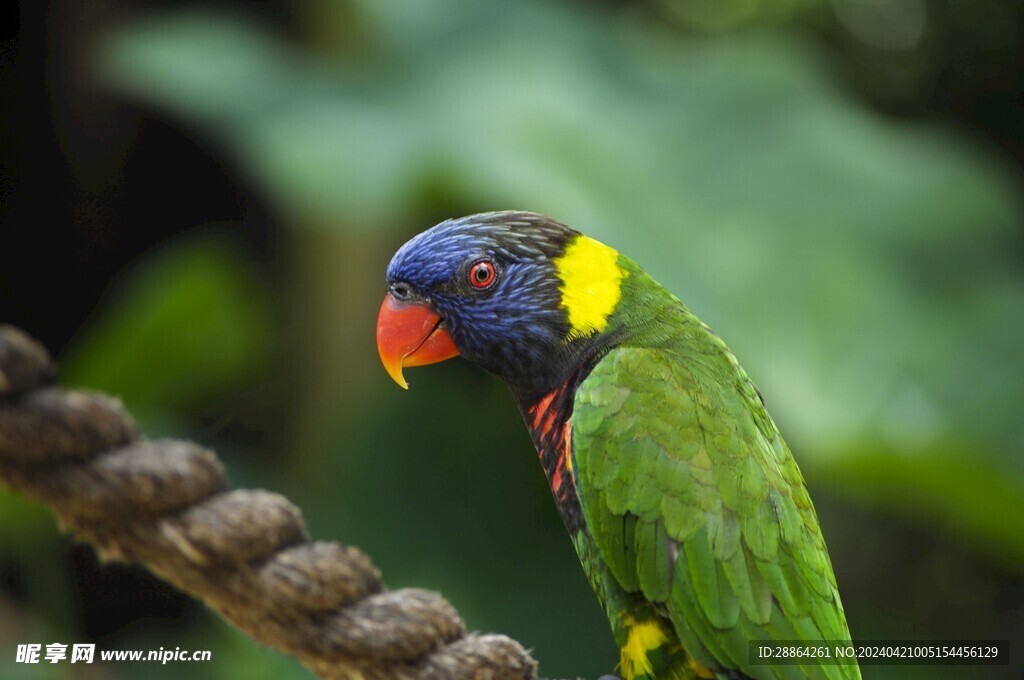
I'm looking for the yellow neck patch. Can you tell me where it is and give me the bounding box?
[554,235,626,341]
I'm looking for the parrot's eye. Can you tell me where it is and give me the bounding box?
[468,260,497,289]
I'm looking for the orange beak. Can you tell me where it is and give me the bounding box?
[376,294,460,389]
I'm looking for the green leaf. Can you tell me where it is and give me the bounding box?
[60,234,271,419]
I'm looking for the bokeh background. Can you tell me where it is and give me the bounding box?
[2,0,1023,678]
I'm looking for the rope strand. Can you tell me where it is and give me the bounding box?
[0,325,538,680]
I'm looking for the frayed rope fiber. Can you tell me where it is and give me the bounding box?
[0,325,538,680]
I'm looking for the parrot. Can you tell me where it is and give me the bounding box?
[375,211,859,680]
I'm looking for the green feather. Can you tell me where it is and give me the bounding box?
[635,519,672,602]
[567,256,859,679]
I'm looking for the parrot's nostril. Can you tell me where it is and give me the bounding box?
[390,282,413,301]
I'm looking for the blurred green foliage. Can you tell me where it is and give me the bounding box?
[60,233,271,431]
[2,0,1022,678]
[98,0,1024,558]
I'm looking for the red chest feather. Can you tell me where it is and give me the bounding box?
[524,384,582,530]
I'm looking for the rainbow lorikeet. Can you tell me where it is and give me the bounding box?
[375,212,859,680]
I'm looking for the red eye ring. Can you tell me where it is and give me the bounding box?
[468,260,496,289]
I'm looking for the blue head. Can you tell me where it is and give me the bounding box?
[383,211,584,399]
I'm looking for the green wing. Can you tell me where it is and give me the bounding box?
[572,345,860,680]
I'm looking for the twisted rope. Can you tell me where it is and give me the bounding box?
[0,325,538,680]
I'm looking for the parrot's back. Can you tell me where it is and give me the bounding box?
[528,258,860,680]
